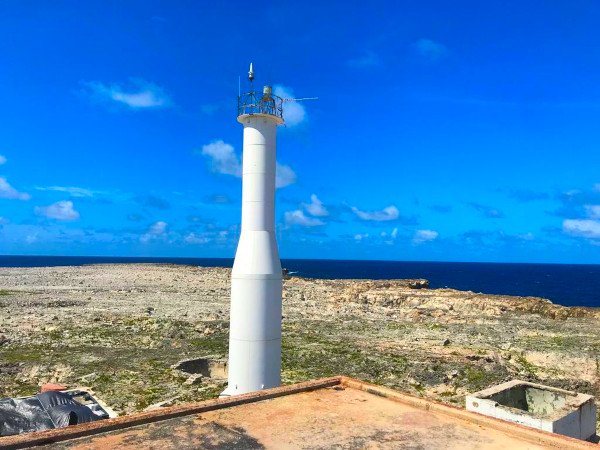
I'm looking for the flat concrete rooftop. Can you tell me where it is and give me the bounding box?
[0,377,597,449]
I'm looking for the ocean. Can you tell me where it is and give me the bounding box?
[0,255,599,308]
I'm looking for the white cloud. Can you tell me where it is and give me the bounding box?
[413,229,439,244]
[148,221,167,235]
[184,232,210,245]
[0,155,6,165]
[185,229,229,245]
[201,140,242,177]
[347,51,381,68]
[285,194,328,228]
[0,177,31,200]
[584,205,600,219]
[36,186,95,197]
[517,232,535,241]
[274,85,306,127]
[354,233,369,241]
[562,202,600,241]
[275,163,297,188]
[35,200,80,221]
[285,210,325,227]
[563,219,600,239]
[381,227,398,245]
[140,221,167,243]
[303,194,328,217]
[83,78,172,109]
[469,202,504,219]
[351,205,399,221]
[413,39,448,61]
[200,140,297,188]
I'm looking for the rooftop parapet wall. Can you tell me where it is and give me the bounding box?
[1,377,598,449]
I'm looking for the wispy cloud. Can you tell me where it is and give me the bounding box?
[413,229,439,244]
[516,232,535,241]
[0,155,6,165]
[548,187,600,218]
[354,233,369,242]
[184,232,210,245]
[82,78,172,110]
[186,215,210,225]
[303,194,329,217]
[35,200,80,221]
[284,194,329,228]
[184,229,230,245]
[273,85,306,127]
[0,177,31,200]
[346,51,381,68]
[380,227,399,245]
[203,193,233,204]
[285,210,325,227]
[199,140,297,189]
[585,205,600,219]
[412,38,448,62]
[352,205,399,221]
[563,219,600,239]
[460,230,538,246]
[35,186,96,197]
[276,163,297,188]
[140,221,167,243]
[560,189,600,242]
[468,202,504,219]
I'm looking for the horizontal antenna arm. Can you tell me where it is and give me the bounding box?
[282,97,319,102]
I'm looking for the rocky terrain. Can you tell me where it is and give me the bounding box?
[0,264,599,429]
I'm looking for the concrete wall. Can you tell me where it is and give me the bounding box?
[466,380,597,441]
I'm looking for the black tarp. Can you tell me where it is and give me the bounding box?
[0,397,54,436]
[0,391,100,436]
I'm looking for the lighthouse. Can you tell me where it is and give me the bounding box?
[221,65,284,396]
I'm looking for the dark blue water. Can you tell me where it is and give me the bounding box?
[0,256,599,308]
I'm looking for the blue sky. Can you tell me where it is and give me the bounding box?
[1,1,600,263]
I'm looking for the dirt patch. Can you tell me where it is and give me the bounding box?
[173,358,228,380]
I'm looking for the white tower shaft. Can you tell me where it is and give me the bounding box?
[221,112,283,396]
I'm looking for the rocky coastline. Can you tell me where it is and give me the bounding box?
[0,263,598,430]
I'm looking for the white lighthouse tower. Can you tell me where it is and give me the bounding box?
[221,65,284,397]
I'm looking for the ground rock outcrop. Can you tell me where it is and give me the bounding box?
[0,264,598,433]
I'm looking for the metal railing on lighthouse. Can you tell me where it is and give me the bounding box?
[237,89,284,119]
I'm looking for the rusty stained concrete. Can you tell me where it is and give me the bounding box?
[37,389,545,449]
[2,377,598,450]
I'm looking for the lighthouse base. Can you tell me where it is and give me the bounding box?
[221,274,282,397]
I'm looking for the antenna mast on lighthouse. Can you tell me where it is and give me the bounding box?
[248,62,254,82]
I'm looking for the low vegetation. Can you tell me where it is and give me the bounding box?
[0,264,598,431]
